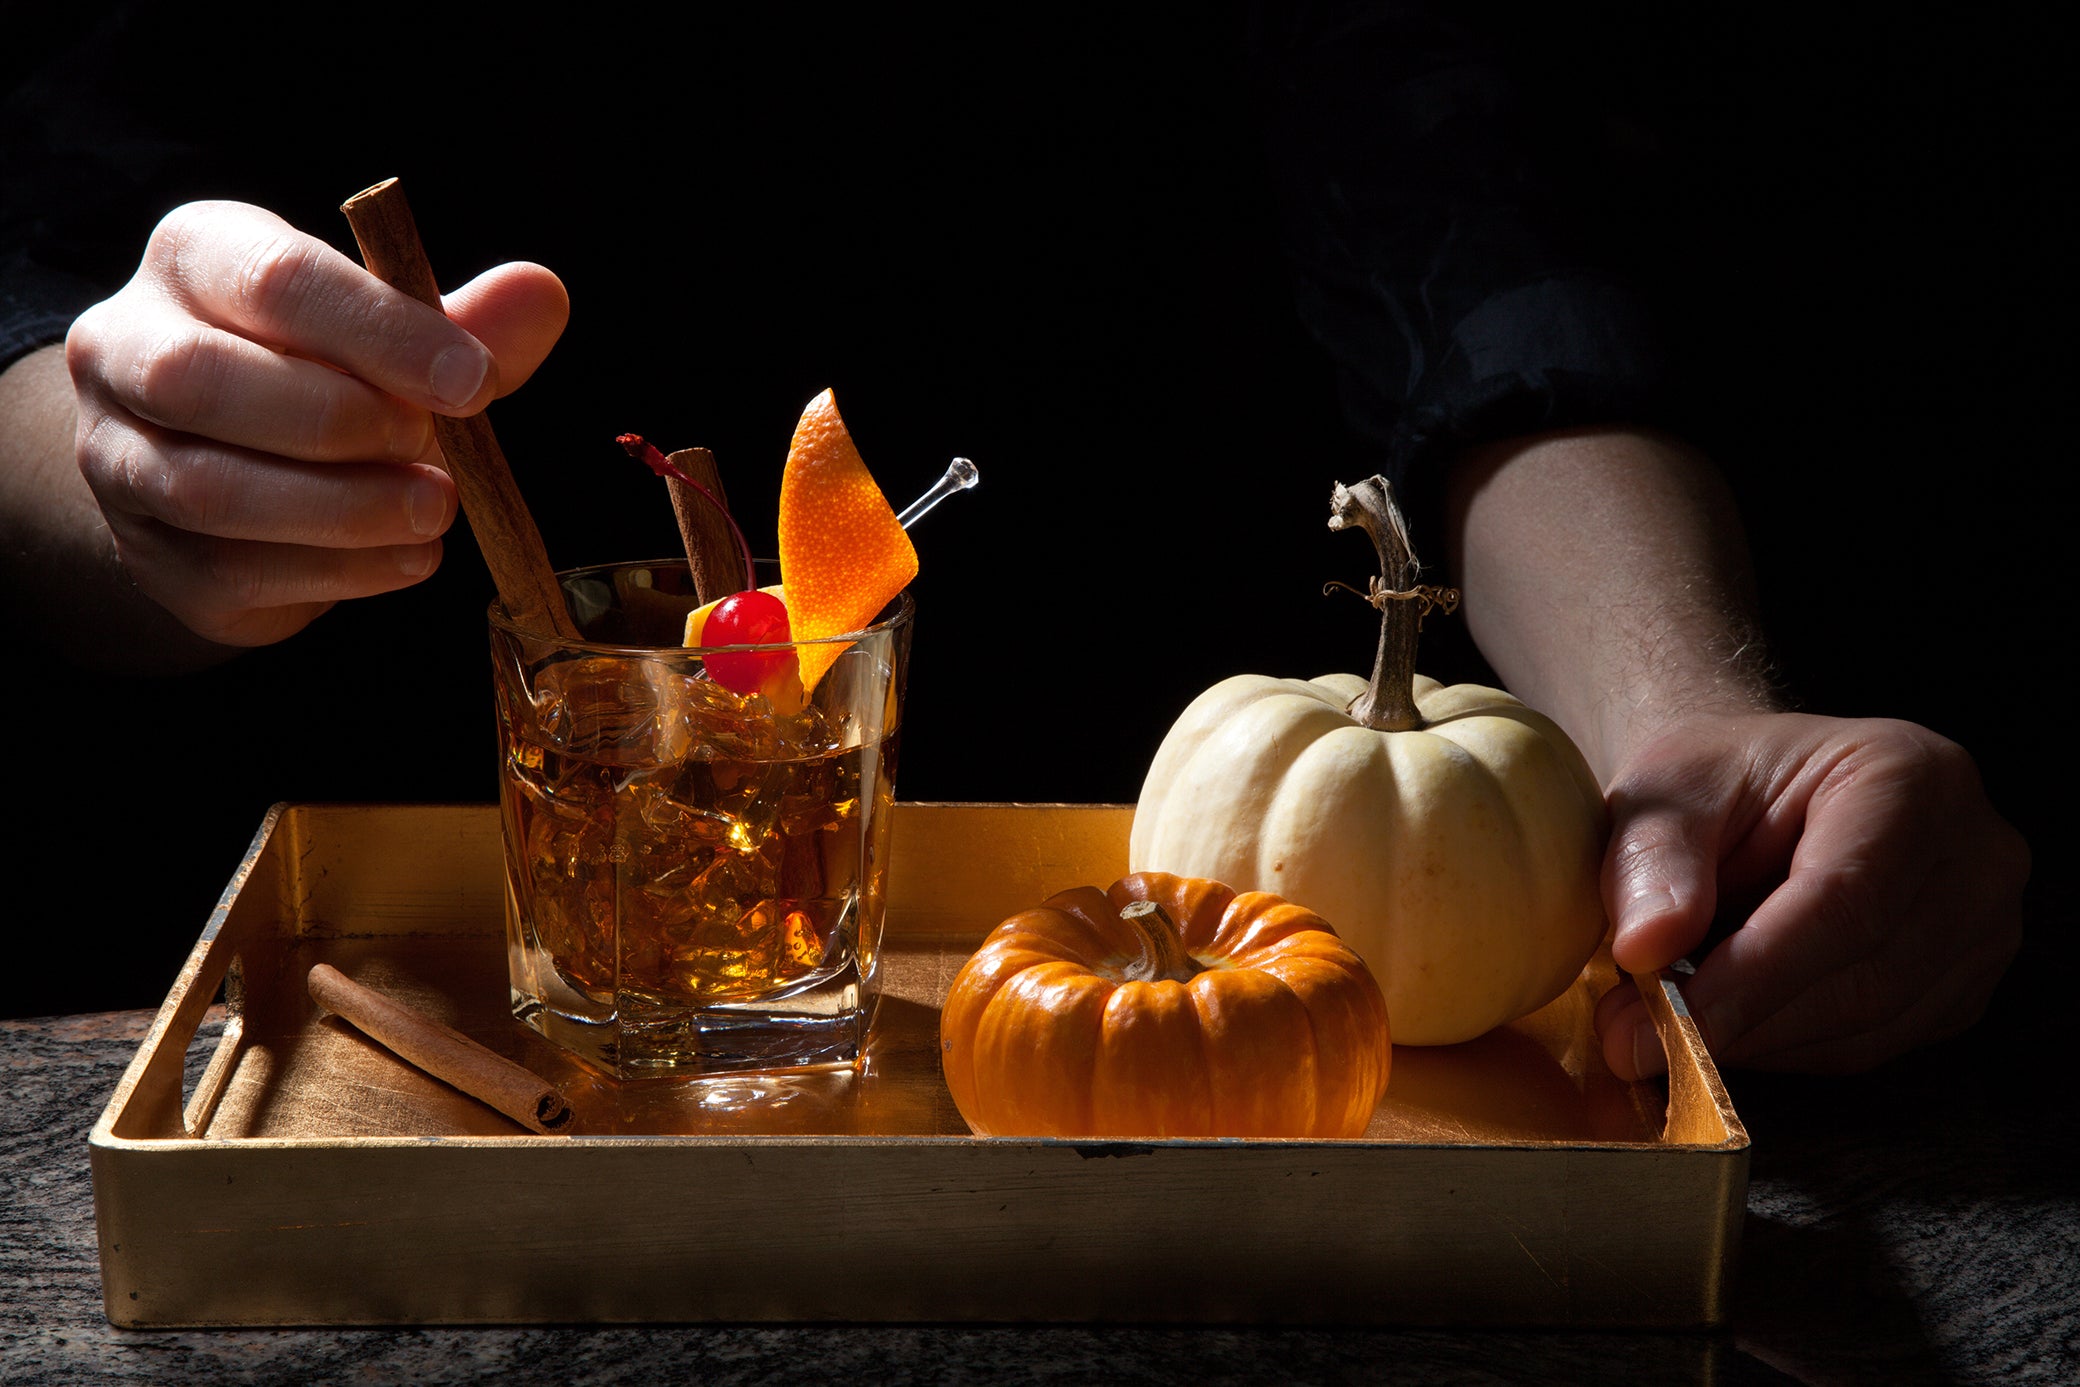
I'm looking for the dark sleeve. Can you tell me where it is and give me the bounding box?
[0,252,99,368]
[1244,2,1678,533]
[0,5,204,371]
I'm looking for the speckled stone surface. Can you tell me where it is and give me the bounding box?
[5,931,2074,1387]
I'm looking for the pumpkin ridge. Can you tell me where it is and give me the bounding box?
[1188,965,1318,1136]
[1427,714,1606,1027]
[1130,676,1293,866]
[1093,977,1214,1138]
[977,960,1111,1135]
[1254,726,1392,938]
[1461,724,1550,1020]
[1260,947,1392,1134]
[1152,695,1352,888]
[1216,894,1329,962]
[1258,961,1326,1136]
[1016,892,1127,965]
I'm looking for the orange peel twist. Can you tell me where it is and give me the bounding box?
[777,389,918,689]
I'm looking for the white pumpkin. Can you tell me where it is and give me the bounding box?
[1129,671,1607,1045]
[1127,476,1610,1046]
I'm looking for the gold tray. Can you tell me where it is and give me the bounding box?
[90,802,1746,1328]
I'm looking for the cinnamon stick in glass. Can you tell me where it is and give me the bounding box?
[666,446,745,605]
[339,177,578,640]
[306,963,573,1135]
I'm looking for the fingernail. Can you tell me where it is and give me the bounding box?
[397,542,440,578]
[406,474,449,537]
[430,344,489,410]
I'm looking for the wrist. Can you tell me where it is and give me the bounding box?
[1587,616,1786,779]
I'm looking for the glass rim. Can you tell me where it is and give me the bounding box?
[486,556,915,656]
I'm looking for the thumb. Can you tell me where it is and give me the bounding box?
[1603,789,1722,975]
[439,262,570,403]
[1594,779,1726,1082]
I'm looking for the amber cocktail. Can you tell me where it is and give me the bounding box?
[491,560,912,1077]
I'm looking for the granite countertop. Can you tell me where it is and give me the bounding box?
[4,939,2074,1387]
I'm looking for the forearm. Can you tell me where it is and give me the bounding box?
[1445,426,1781,781]
[0,343,236,671]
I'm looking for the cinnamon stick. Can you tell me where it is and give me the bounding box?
[306,963,573,1135]
[339,178,578,640]
[666,446,744,605]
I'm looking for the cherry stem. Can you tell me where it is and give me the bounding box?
[897,457,979,530]
[618,434,757,591]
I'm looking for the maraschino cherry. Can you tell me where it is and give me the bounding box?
[701,588,794,694]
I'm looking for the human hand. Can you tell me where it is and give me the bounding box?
[1592,711,2028,1079]
[63,200,569,648]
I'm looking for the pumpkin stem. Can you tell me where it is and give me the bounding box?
[1118,900,1203,984]
[1329,476,1426,732]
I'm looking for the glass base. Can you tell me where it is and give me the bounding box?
[513,964,870,1078]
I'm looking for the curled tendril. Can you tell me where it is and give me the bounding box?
[1323,578,1462,621]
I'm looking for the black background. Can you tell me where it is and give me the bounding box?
[5,4,2069,1017]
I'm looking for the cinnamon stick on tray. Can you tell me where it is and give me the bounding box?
[339,177,579,640]
[306,963,573,1135]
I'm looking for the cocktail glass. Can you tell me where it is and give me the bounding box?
[490,559,913,1078]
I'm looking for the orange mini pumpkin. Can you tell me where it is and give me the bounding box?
[940,872,1390,1139]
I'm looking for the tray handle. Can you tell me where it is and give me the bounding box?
[97,806,282,1142]
[1635,967,1748,1149]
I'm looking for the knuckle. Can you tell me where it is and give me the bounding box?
[63,300,114,378]
[144,203,204,274]
[1611,809,1692,857]
[1607,830,1670,888]
[197,540,269,618]
[146,200,240,284]
[128,324,218,431]
[1604,800,1709,890]
[151,450,226,534]
[77,414,149,507]
[297,377,354,458]
[74,409,123,479]
[230,231,325,326]
[1796,868,1890,960]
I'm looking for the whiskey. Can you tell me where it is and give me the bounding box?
[501,654,896,1009]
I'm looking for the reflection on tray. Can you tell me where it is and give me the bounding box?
[200,929,1666,1145]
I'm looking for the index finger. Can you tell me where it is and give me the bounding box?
[146,201,495,415]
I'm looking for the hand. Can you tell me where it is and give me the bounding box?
[1593,711,2029,1079]
[63,200,569,648]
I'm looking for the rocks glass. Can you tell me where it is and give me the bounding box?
[490,560,912,1077]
